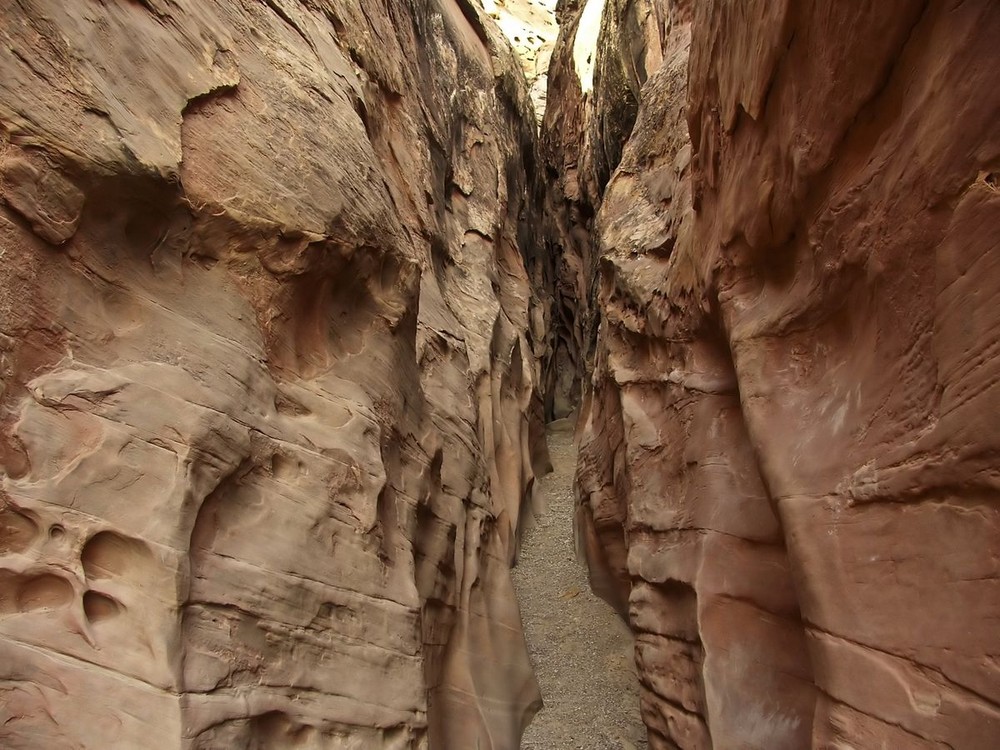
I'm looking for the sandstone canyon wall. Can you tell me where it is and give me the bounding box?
[538,0,604,418]
[0,1,551,748]
[562,0,1000,748]
[483,0,557,122]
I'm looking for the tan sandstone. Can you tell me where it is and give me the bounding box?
[0,1,551,747]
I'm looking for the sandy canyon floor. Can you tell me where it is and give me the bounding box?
[512,421,647,749]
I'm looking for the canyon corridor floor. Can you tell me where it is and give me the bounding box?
[511,419,647,750]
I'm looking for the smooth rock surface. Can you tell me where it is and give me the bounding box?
[560,0,1000,747]
[0,1,550,747]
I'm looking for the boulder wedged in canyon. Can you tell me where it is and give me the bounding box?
[567,0,1000,747]
[0,1,550,747]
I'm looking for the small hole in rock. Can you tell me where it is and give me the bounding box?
[83,590,122,623]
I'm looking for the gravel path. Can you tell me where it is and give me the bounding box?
[512,420,647,750]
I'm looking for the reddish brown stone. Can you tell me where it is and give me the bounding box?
[0,2,549,747]
[566,0,1000,747]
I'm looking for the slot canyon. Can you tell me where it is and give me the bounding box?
[1,0,998,748]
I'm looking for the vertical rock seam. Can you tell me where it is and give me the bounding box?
[553,0,1000,748]
[0,1,553,748]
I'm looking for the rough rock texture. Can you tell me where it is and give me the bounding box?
[538,0,599,418]
[569,0,1000,748]
[540,0,669,419]
[0,1,551,748]
[484,0,558,122]
[578,5,816,746]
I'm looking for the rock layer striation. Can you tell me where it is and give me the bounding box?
[0,1,550,747]
[559,0,1000,748]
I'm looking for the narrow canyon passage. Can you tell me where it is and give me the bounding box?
[3,1,999,748]
[511,421,646,749]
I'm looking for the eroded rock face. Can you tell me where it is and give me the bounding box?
[484,0,558,121]
[572,0,1000,747]
[540,0,670,418]
[0,2,548,747]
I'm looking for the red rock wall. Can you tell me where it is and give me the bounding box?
[0,1,549,747]
[540,0,669,419]
[538,0,597,419]
[570,0,1000,747]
